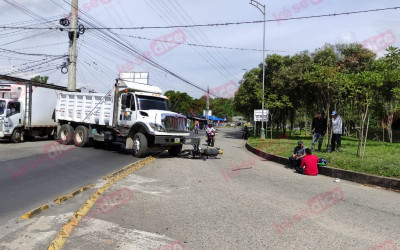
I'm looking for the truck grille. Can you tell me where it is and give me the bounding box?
[162,115,187,132]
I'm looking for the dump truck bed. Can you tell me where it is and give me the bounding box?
[56,92,114,126]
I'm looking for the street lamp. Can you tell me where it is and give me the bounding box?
[249,0,266,139]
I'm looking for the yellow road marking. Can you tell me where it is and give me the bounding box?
[53,184,94,204]
[103,157,151,180]
[48,156,156,250]
[20,205,49,220]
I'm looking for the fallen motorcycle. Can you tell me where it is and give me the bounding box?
[180,137,223,160]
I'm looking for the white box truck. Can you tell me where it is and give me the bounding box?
[55,72,190,157]
[0,75,68,143]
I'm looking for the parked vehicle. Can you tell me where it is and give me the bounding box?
[0,76,67,142]
[55,72,190,157]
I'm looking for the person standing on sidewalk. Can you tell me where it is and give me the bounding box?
[311,111,327,152]
[331,111,342,152]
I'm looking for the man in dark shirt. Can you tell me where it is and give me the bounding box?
[311,112,327,152]
[295,148,319,175]
[289,141,307,168]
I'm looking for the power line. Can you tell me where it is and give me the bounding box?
[1,6,398,30]
[119,34,293,53]
[0,48,67,57]
[145,0,237,84]
[10,42,68,51]
[59,0,221,97]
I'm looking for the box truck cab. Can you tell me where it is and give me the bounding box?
[0,97,23,142]
[0,80,64,142]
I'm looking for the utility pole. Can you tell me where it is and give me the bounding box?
[67,0,79,91]
[206,86,210,125]
[250,0,266,139]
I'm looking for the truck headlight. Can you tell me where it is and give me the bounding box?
[149,123,165,132]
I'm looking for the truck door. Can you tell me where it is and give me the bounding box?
[118,93,137,128]
[6,101,22,132]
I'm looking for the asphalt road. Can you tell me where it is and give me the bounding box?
[0,128,399,250]
[0,137,139,225]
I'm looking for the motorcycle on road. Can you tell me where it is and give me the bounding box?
[206,130,215,147]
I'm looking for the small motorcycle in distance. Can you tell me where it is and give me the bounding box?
[242,126,250,139]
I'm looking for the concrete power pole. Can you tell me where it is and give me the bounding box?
[67,0,79,91]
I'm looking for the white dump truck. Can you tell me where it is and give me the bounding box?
[0,75,68,142]
[55,72,189,157]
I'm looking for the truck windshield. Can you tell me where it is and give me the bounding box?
[137,96,168,111]
[0,100,5,115]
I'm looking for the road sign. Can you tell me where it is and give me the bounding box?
[254,109,269,122]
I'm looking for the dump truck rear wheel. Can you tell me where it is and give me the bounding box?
[58,124,74,145]
[74,126,90,147]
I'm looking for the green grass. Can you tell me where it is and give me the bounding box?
[248,133,400,179]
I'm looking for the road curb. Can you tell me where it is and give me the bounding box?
[47,156,156,250]
[245,143,400,191]
[53,184,94,204]
[20,204,50,220]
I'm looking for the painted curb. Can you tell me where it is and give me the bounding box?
[47,156,156,250]
[20,205,49,220]
[53,184,94,204]
[245,143,400,191]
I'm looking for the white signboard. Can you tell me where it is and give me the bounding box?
[203,110,212,117]
[254,109,269,122]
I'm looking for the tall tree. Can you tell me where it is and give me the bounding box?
[378,46,400,143]
[30,75,49,83]
[233,68,262,120]
[164,90,193,115]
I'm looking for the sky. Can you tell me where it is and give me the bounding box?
[0,0,399,98]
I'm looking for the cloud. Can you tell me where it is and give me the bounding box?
[0,0,60,16]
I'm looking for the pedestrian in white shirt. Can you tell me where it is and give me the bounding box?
[330,111,342,152]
